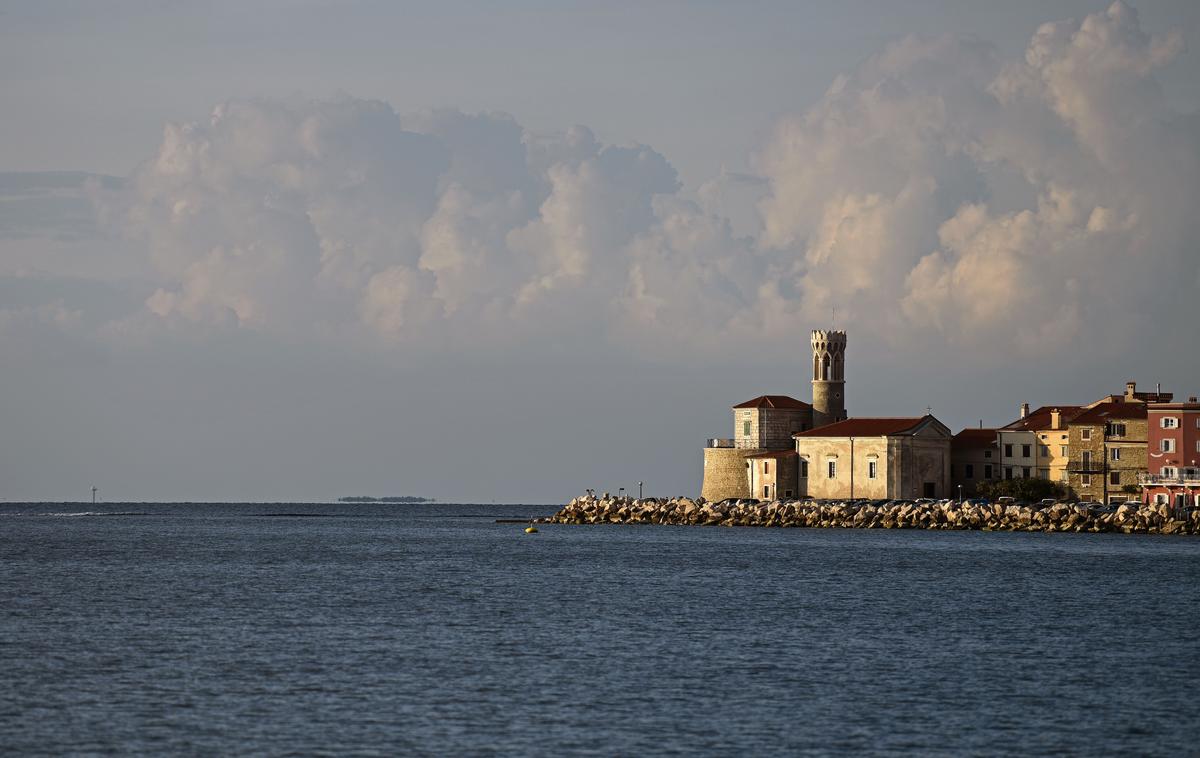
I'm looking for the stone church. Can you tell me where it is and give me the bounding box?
[700,329,952,501]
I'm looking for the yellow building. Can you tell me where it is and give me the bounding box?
[793,416,952,500]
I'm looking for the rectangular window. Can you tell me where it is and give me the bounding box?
[763,461,770,474]
[1110,447,1121,461]
[965,463,974,479]
[1022,444,1031,458]
[1061,471,1069,483]
[984,464,993,479]
[1162,417,1178,429]
[868,460,878,479]
[800,460,809,478]
[1082,474,1091,486]
[743,420,751,437]
[1060,445,1069,456]
[1107,423,1126,437]
[1039,445,1050,457]
[1005,466,1013,480]
[1082,451,1092,468]
[984,450,992,458]
[1161,439,1175,453]
[1022,467,1031,478]
[1196,441,1200,454]
[1109,472,1120,486]
[1082,429,1092,441]
[764,486,770,498]
[1162,466,1176,477]
[1004,443,1013,457]
[784,490,793,498]
[827,460,837,479]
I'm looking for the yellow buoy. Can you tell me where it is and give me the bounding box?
[525,526,538,534]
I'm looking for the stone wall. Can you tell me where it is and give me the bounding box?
[734,407,810,450]
[701,447,751,501]
[1070,419,1148,502]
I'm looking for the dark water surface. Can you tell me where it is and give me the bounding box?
[2,502,1198,756]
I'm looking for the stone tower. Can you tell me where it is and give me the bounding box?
[811,329,847,428]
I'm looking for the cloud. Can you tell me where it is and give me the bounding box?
[749,1,1197,360]
[10,1,1196,370]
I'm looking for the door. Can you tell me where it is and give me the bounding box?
[923,482,936,498]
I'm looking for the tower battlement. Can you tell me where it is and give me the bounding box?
[811,329,847,347]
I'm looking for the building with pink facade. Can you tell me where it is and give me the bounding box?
[1143,397,1200,507]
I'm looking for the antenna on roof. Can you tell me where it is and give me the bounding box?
[926,406,933,416]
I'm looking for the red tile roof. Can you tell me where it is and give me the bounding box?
[952,428,998,448]
[1001,405,1084,431]
[732,395,811,410]
[1071,402,1149,424]
[794,417,931,438]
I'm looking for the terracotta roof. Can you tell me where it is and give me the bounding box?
[1072,403,1148,424]
[732,395,811,410]
[1001,405,1084,431]
[952,428,998,448]
[744,450,799,458]
[794,416,931,438]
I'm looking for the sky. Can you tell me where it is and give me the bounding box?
[2,0,1198,502]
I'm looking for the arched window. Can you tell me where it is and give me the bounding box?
[833,353,843,381]
[821,353,830,381]
[813,353,820,381]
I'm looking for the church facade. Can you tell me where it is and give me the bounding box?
[700,329,952,501]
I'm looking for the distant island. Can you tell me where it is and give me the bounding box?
[337,496,435,503]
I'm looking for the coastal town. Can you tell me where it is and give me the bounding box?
[698,329,1198,510]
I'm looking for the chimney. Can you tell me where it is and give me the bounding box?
[1020,402,1030,419]
[1125,381,1136,399]
[979,419,983,429]
[1050,408,1061,430]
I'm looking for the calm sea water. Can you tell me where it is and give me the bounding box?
[2,502,1198,756]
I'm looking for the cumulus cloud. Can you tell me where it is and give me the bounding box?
[751,1,1197,359]
[11,1,1192,369]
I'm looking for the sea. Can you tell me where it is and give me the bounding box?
[2,501,1198,756]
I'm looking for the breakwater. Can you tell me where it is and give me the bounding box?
[545,495,1200,535]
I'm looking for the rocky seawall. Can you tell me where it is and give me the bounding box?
[544,495,1200,535]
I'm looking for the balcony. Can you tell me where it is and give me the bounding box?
[1139,472,1200,487]
[706,438,734,449]
[1067,459,1104,474]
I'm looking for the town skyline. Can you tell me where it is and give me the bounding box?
[3,1,1199,502]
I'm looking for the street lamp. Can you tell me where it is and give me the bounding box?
[619,487,625,500]
[958,484,963,504]
[638,481,643,499]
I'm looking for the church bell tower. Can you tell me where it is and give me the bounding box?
[811,329,847,428]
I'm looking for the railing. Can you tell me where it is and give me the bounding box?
[706,438,734,449]
[1139,473,1200,486]
[1067,459,1104,473]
